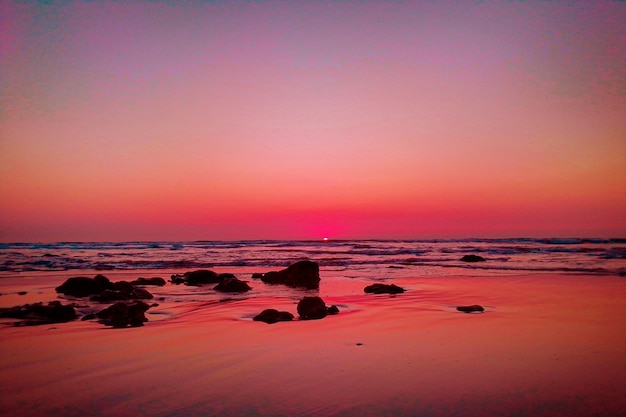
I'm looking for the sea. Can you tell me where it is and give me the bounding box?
[1,238,625,277]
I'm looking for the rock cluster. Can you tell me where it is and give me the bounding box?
[52,274,157,328]
[0,301,77,326]
[253,296,339,324]
[170,271,251,292]
[11,261,490,329]
[56,275,155,302]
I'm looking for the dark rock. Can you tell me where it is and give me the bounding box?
[327,305,340,315]
[0,301,77,326]
[460,254,486,262]
[112,280,135,293]
[90,289,131,302]
[217,273,237,281]
[90,284,153,302]
[364,283,405,294]
[97,301,151,328]
[251,273,264,279]
[130,287,154,299]
[130,277,166,286]
[253,309,294,324]
[261,271,282,284]
[297,296,335,320]
[171,270,220,286]
[214,277,252,293]
[186,269,220,285]
[170,274,186,285]
[261,260,320,289]
[56,275,113,297]
[456,305,485,313]
[18,291,27,295]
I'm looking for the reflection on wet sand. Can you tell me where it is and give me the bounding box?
[1,273,624,416]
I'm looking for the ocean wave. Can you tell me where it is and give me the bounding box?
[1,239,625,276]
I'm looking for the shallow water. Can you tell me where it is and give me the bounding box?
[2,238,625,276]
[1,269,625,417]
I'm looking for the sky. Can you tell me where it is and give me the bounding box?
[1,0,625,242]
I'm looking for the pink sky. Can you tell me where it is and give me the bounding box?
[1,0,625,242]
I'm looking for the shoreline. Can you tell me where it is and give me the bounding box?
[1,271,625,416]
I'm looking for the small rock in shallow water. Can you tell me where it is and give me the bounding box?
[297,296,337,320]
[253,309,294,324]
[460,255,486,262]
[214,277,252,292]
[364,283,405,294]
[456,305,485,313]
[130,277,166,286]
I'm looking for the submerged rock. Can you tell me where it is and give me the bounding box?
[130,277,166,286]
[0,301,77,326]
[327,305,340,315]
[214,277,252,293]
[217,273,237,281]
[96,301,151,328]
[297,296,338,320]
[261,260,320,289]
[55,275,113,297]
[253,309,294,324]
[171,270,220,286]
[456,305,485,313]
[460,255,486,262]
[364,283,405,294]
[130,287,154,299]
[90,282,153,302]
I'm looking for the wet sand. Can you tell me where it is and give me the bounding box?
[1,271,625,416]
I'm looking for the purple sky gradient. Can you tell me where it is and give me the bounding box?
[1,0,624,242]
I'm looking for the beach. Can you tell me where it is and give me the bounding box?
[1,267,624,417]
[4,1,625,415]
